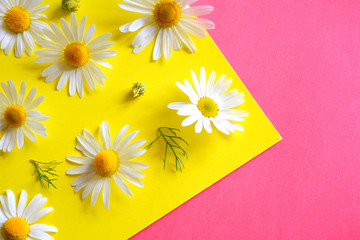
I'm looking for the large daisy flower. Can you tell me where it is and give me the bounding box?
[0,0,49,57]
[66,121,149,209]
[168,67,249,135]
[0,80,49,152]
[35,13,117,98]
[0,190,57,240]
[119,0,215,60]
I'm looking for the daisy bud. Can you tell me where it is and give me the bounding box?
[132,82,146,97]
[62,0,80,12]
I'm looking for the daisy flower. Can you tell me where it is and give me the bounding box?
[35,13,117,98]
[119,0,215,60]
[0,189,58,240]
[0,80,49,152]
[66,121,149,209]
[168,67,249,135]
[0,0,49,57]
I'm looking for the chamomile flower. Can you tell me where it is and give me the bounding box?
[66,121,149,209]
[35,13,117,98]
[0,190,57,240]
[119,0,215,60]
[168,67,249,135]
[0,80,49,152]
[0,0,49,57]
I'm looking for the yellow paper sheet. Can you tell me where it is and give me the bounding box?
[0,0,281,239]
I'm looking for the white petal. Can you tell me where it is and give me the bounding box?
[121,161,149,170]
[182,17,215,29]
[91,178,104,207]
[121,139,146,154]
[173,24,196,53]
[30,224,58,232]
[27,205,55,225]
[70,13,78,42]
[182,5,214,16]
[6,189,16,217]
[26,95,44,110]
[68,70,76,97]
[132,24,159,54]
[77,16,86,42]
[83,24,95,45]
[120,170,144,188]
[181,115,199,127]
[116,130,139,153]
[49,22,68,45]
[111,125,129,150]
[179,20,206,38]
[29,230,54,240]
[162,28,173,59]
[15,33,25,57]
[17,190,27,217]
[73,172,96,192]
[102,178,110,210]
[16,128,24,149]
[99,121,111,150]
[203,117,212,133]
[66,155,93,165]
[60,18,75,42]
[153,28,163,60]
[191,69,202,97]
[87,33,112,47]
[118,2,152,13]
[120,167,145,179]
[17,81,26,104]
[81,175,98,199]
[129,15,153,32]
[195,117,204,133]
[0,194,12,218]
[119,149,146,161]
[83,129,101,153]
[22,125,36,142]
[113,174,133,197]
[22,194,42,220]
[75,67,83,98]
[66,165,94,175]
[57,70,71,91]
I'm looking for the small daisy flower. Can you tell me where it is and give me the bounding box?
[168,67,249,135]
[0,190,58,240]
[0,80,49,152]
[66,121,149,209]
[35,13,117,98]
[119,0,215,60]
[0,0,49,57]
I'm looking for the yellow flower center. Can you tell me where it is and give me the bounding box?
[153,0,181,28]
[197,97,219,117]
[4,105,27,128]
[94,150,120,177]
[1,217,30,240]
[4,7,31,33]
[64,43,89,67]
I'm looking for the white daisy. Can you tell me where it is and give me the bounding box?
[0,190,58,240]
[0,80,49,152]
[35,13,117,98]
[168,67,249,135]
[0,0,49,57]
[119,0,215,60]
[66,121,149,209]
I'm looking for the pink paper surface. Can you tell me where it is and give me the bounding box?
[131,1,360,239]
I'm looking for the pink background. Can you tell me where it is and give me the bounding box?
[132,1,360,239]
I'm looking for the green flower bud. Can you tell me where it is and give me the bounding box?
[62,0,80,12]
[132,82,146,97]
